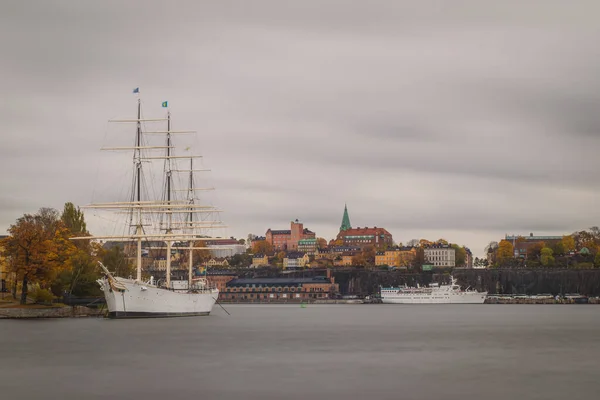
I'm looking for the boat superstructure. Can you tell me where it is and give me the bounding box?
[380,276,487,304]
[73,94,231,318]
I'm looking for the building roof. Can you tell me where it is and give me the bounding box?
[505,234,562,241]
[227,277,331,286]
[338,227,392,237]
[339,204,351,232]
[285,252,306,259]
[269,229,291,235]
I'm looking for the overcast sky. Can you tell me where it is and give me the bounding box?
[2,1,600,257]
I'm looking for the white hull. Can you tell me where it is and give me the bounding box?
[99,277,218,318]
[381,291,487,304]
[381,277,487,304]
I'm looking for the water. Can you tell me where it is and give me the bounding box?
[1,305,598,399]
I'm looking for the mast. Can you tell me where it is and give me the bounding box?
[188,157,194,287]
[135,99,142,281]
[165,111,173,288]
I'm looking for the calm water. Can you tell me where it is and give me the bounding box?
[1,305,598,399]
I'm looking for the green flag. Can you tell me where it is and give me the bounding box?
[161,101,168,108]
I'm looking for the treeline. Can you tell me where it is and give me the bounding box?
[484,228,600,269]
[0,203,134,304]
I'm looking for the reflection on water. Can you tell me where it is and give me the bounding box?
[1,305,598,400]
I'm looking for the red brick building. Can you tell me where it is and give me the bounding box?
[220,270,338,302]
[336,226,393,249]
[266,219,316,251]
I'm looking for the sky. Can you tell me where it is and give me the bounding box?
[1,1,600,258]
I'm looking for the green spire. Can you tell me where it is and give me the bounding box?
[340,203,351,232]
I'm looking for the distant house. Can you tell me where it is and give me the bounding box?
[207,258,229,268]
[266,219,316,251]
[283,252,309,269]
[424,245,455,268]
[504,233,563,258]
[375,247,417,267]
[252,254,269,267]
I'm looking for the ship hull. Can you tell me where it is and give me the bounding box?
[100,277,218,319]
[381,292,487,304]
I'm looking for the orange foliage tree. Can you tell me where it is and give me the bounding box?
[2,209,76,304]
[496,240,514,266]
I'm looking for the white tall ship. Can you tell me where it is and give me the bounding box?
[380,277,487,304]
[73,94,229,318]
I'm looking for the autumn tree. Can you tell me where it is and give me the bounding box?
[561,235,576,252]
[2,209,76,304]
[52,242,103,297]
[316,237,328,249]
[496,240,514,266]
[527,242,545,261]
[253,240,274,255]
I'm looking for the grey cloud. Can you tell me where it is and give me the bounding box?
[2,1,600,257]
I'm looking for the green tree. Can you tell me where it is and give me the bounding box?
[61,202,88,236]
[412,247,426,268]
[540,247,555,266]
[527,242,545,261]
[594,252,600,268]
[101,245,135,278]
[451,244,467,267]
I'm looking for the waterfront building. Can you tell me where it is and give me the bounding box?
[266,219,316,251]
[424,245,456,268]
[220,270,339,301]
[206,271,237,293]
[504,233,563,258]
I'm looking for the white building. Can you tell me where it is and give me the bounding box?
[424,246,456,268]
[208,244,246,258]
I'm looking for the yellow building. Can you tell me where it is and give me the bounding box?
[0,235,14,294]
[207,258,229,268]
[252,254,269,267]
[375,247,417,267]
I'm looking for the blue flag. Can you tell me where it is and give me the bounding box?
[133,87,139,94]
[161,101,168,107]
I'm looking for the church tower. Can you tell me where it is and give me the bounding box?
[339,203,351,232]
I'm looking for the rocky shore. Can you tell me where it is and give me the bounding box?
[0,305,104,319]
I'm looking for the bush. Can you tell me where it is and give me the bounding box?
[32,288,55,304]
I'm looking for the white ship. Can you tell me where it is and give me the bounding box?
[73,93,229,318]
[380,277,487,304]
